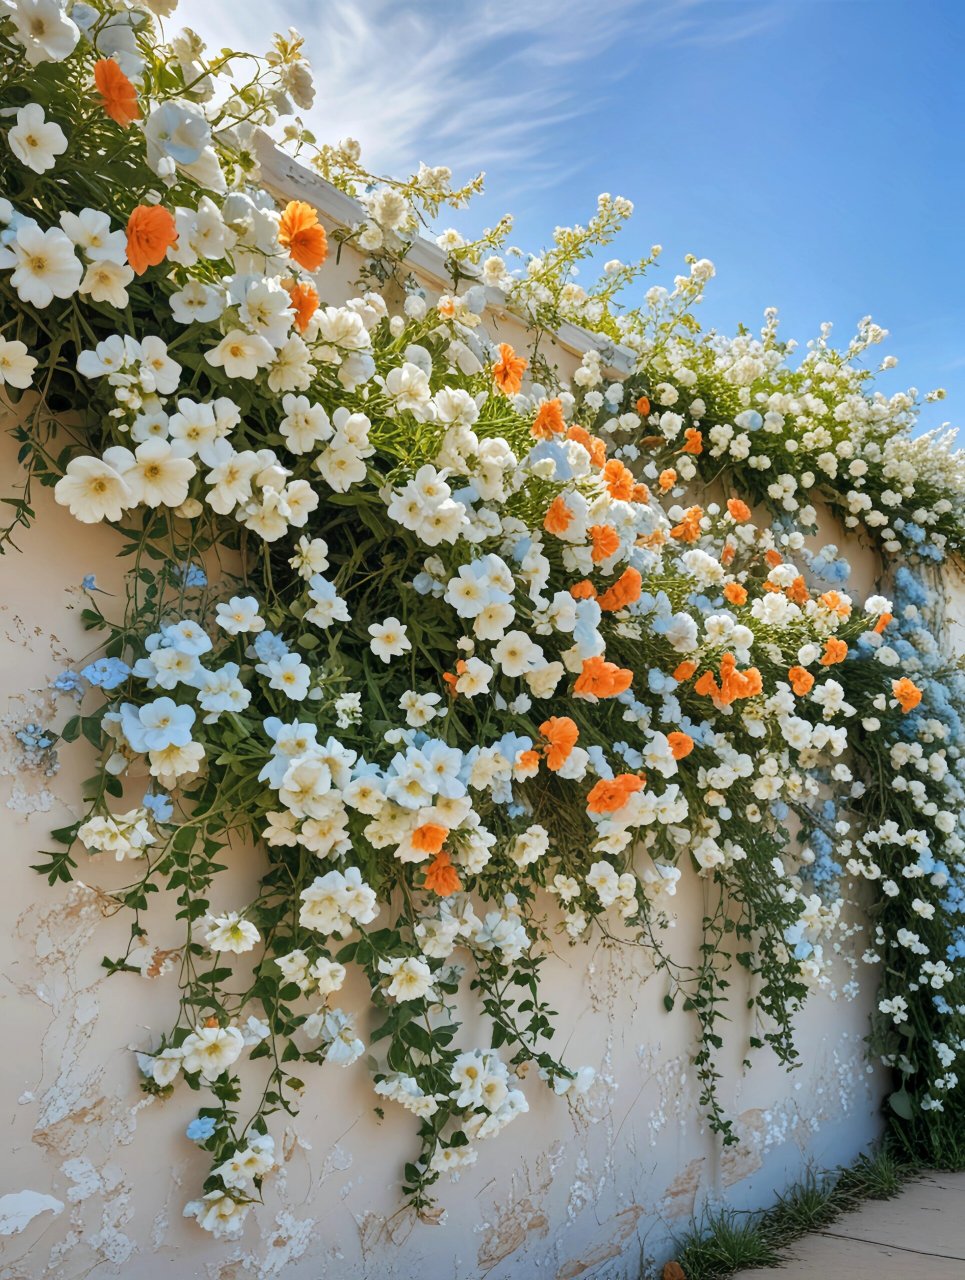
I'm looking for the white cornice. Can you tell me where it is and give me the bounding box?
[253,131,637,380]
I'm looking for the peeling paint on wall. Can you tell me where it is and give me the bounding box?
[0,373,894,1280]
[0,1191,64,1237]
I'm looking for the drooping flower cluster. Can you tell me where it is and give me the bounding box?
[2,0,963,1240]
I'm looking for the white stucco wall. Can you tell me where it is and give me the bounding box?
[0,152,913,1277]
[0,442,890,1280]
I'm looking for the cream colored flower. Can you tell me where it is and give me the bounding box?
[54,455,132,523]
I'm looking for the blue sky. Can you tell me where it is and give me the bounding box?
[179,0,964,434]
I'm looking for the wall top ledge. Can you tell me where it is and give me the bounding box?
[252,129,638,381]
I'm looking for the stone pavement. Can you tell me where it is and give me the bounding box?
[733,1169,965,1280]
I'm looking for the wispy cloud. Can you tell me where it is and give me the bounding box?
[175,0,785,182]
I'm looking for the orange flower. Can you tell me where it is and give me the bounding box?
[874,612,894,634]
[589,524,620,563]
[723,582,747,606]
[764,548,783,568]
[411,823,449,856]
[727,498,751,522]
[667,732,694,760]
[492,342,527,395]
[679,427,703,455]
[516,748,541,775]
[892,677,923,713]
[424,849,462,896]
[532,397,565,439]
[573,655,633,699]
[285,280,319,333]
[569,579,598,600]
[670,506,703,543]
[278,200,328,271]
[635,395,651,416]
[819,637,848,666]
[696,653,763,706]
[673,660,698,682]
[788,666,815,696]
[818,590,852,619]
[94,58,140,127]
[597,567,643,612]
[544,495,574,536]
[632,482,650,503]
[721,544,736,567]
[586,773,645,815]
[603,458,635,501]
[658,468,677,492]
[540,716,579,771]
[126,204,177,275]
[442,658,467,697]
[637,529,666,550]
[786,575,810,606]
[694,670,718,699]
[566,424,606,467]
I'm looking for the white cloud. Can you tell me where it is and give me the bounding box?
[172,0,784,184]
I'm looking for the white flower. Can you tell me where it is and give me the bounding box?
[381,362,432,416]
[399,689,442,727]
[216,595,265,635]
[54,455,132,523]
[205,330,275,379]
[299,868,378,935]
[59,208,127,262]
[139,336,182,395]
[79,258,134,308]
[309,956,346,996]
[290,536,330,579]
[378,955,436,1002]
[368,617,412,663]
[151,1046,183,1086]
[316,439,368,493]
[78,808,154,860]
[148,739,205,788]
[184,1191,250,1239]
[8,1,80,66]
[213,1134,275,1189]
[455,656,493,696]
[180,1023,245,1081]
[103,440,196,508]
[204,912,261,954]
[144,98,211,173]
[305,1007,364,1064]
[266,653,311,701]
[0,221,82,307]
[168,399,224,456]
[0,336,37,389]
[170,279,226,325]
[430,1145,478,1176]
[267,335,313,393]
[7,103,67,173]
[234,277,293,346]
[279,394,332,454]
[492,630,542,677]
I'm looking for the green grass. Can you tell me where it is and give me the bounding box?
[666,1144,917,1280]
[674,1212,782,1280]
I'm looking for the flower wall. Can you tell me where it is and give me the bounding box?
[1,1,964,1273]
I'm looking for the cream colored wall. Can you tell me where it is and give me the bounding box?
[0,442,887,1280]
[0,229,898,1279]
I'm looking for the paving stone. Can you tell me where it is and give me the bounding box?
[732,1231,965,1280]
[821,1172,965,1259]
[731,1172,965,1280]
